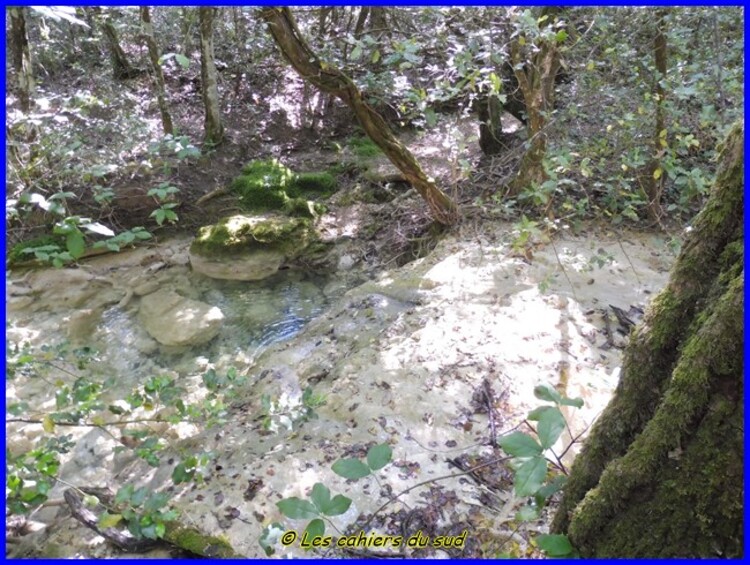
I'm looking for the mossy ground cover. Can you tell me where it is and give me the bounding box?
[347,135,383,158]
[230,159,336,217]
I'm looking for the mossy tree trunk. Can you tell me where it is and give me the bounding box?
[552,122,744,557]
[8,7,34,112]
[260,7,457,225]
[140,7,173,135]
[509,7,564,195]
[199,7,224,146]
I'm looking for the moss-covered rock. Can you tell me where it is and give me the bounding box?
[189,214,317,280]
[229,159,336,213]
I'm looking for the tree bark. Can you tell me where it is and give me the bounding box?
[98,11,138,80]
[140,7,173,135]
[199,7,224,146]
[8,7,34,112]
[259,7,457,225]
[509,7,564,195]
[552,122,744,557]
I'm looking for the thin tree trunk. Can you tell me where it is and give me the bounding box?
[8,7,34,112]
[199,7,224,146]
[552,122,744,557]
[259,7,457,225]
[140,7,173,135]
[642,9,668,223]
[509,7,563,195]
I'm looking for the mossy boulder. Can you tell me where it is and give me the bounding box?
[229,159,336,217]
[189,214,317,281]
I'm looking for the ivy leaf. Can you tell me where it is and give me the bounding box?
[514,456,547,496]
[366,443,392,471]
[332,458,371,480]
[277,497,319,520]
[499,431,543,457]
[536,534,574,556]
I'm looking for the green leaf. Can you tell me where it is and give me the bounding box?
[115,484,134,505]
[533,383,562,404]
[277,497,319,520]
[65,232,85,258]
[559,396,584,408]
[309,483,331,513]
[555,30,568,43]
[536,407,566,449]
[536,474,567,501]
[514,456,547,496]
[131,486,149,507]
[371,49,380,64]
[351,45,363,60]
[536,534,574,557]
[144,491,170,513]
[322,494,352,516]
[499,431,543,457]
[332,458,371,480]
[175,53,190,68]
[98,512,123,529]
[304,518,325,539]
[366,443,392,471]
[515,504,539,522]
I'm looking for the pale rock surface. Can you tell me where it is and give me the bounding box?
[138,288,224,346]
[189,248,285,281]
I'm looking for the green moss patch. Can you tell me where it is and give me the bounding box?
[229,159,336,215]
[347,135,383,158]
[190,214,315,259]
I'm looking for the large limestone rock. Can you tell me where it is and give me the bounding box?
[189,215,316,281]
[138,289,224,346]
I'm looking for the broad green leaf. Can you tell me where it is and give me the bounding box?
[309,483,331,513]
[277,497,319,520]
[144,492,170,513]
[366,443,392,471]
[171,462,193,484]
[115,484,134,505]
[514,456,547,496]
[351,45,362,60]
[533,383,562,404]
[175,54,190,68]
[66,232,85,259]
[304,518,325,539]
[131,486,149,507]
[536,474,567,501]
[332,458,371,480]
[555,30,568,43]
[98,512,123,529]
[536,407,566,449]
[322,494,352,516]
[499,431,542,457]
[536,534,574,556]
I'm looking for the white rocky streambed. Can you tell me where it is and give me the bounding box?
[6,223,675,558]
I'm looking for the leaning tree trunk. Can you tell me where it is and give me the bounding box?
[198,7,224,146]
[140,7,173,135]
[98,12,138,80]
[552,122,744,557]
[260,7,457,225]
[8,7,34,112]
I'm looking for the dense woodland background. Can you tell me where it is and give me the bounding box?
[5,6,744,558]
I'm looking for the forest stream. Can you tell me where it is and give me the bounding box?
[7,224,675,558]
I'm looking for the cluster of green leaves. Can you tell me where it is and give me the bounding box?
[498,383,582,558]
[260,386,327,434]
[5,340,252,543]
[260,443,393,555]
[148,182,180,226]
[98,484,178,540]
